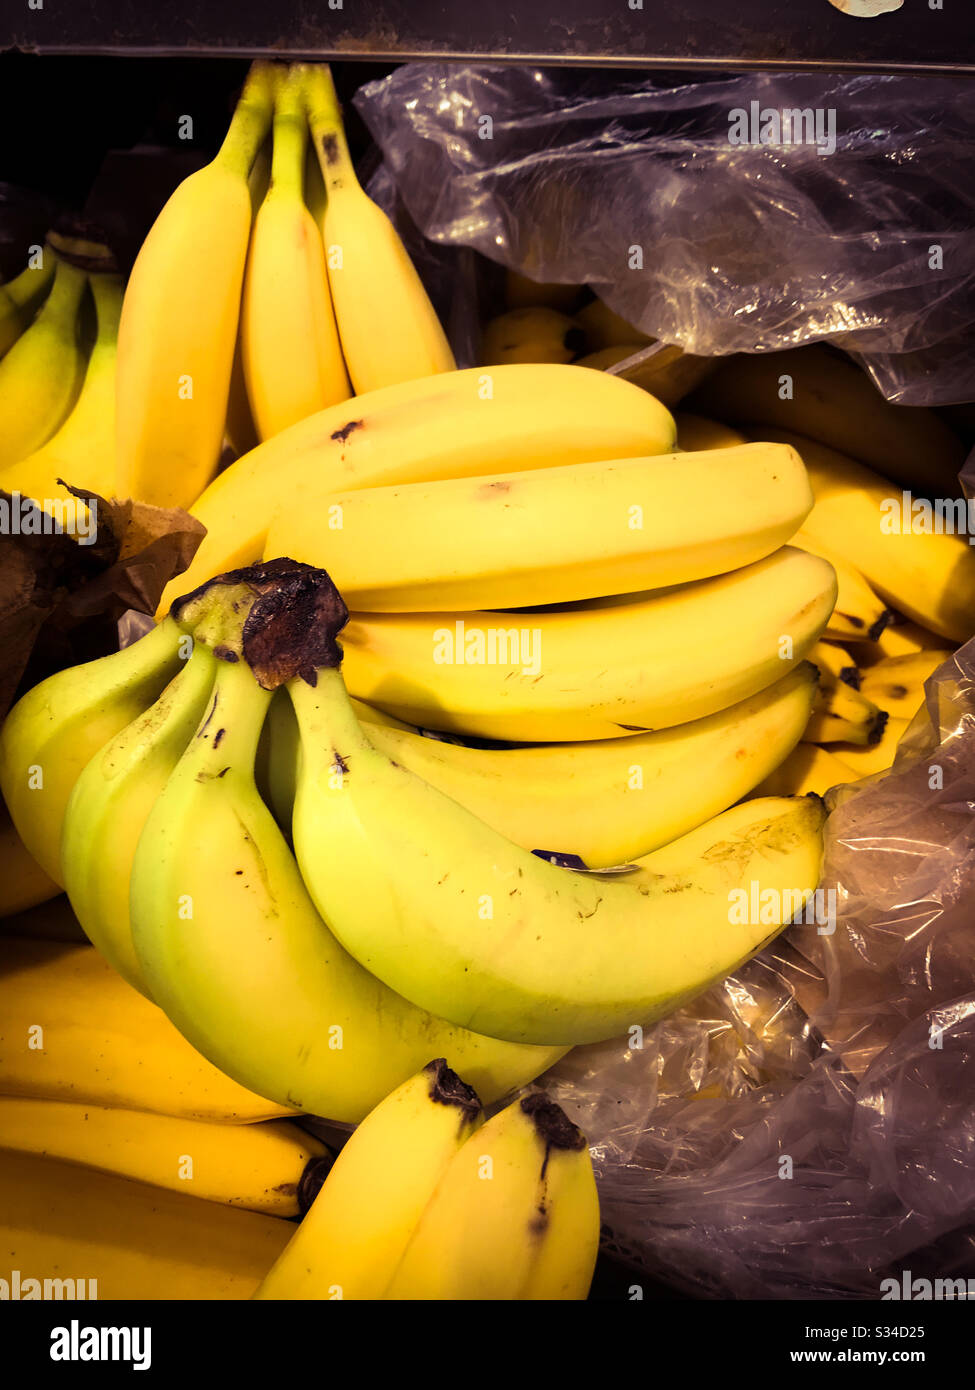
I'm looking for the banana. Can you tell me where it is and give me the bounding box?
[385,1093,598,1300]
[808,639,861,690]
[752,743,855,798]
[576,297,653,353]
[674,413,747,451]
[263,663,816,868]
[831,715,909,778]
[266,441,812,613]
[0,253,87,470]
[286,569,827,1045]
[0,1097,327,1215]
[0,797,59,917]
[802,680,887,746]
[858,650,953,723]
[503,269,582,313]
[0,619,184,883]
[750,428,975,643]
[848,616,948,666]
[255,1059,483,1299]
[481,307,585,365]
[0,895,89,942]
[130,581,565,1122]
[0,1148,291,1300]
[61,639,217,995]
[156,363,678,617]
[241,66,350,442]
[115,62,276,509]
[0,269,122,533]
[793,528,894,643]
[0,252,55,359]
[340,546,836,742]
[222,143,273,460]
[0,938,296,1121]
[305,65,455,393]
[690,344,966,496]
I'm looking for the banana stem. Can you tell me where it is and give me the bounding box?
[288,669,371,776]
[304,64,356,194]
[2,256,54,312]
[216,61,279,180]
[268,67,309,198]
[89,272,124,345]
[195,657,273,782]
[43,256,88,328]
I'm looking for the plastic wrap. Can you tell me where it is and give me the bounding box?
[536,640,975,1297]
[355,65,975,406]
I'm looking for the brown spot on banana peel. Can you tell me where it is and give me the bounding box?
[330,419,362,444]
[521,1094,587,1189]
[320,132,340,167]
[423,1058,482,1122]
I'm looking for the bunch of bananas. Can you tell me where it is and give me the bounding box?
[115,61,455,512]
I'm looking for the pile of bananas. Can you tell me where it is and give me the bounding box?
[1,54,972,1302]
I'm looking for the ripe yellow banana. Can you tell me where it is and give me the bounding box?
[156,363,677,617]
[858,650,953,723]
[690,344,966,496]
[0,1148,291,1300]
[0,619,184,883]
[287,571,827,1046]
[61,640,217,995]
[130,581,565,1122]
[0,798,59,918]
[0,938,296,1121]
[241,66,350,441]
[794,528,893,643]
[808,639,861,691]
[0,1096,326,1215]
[385,1093,599,1300]
[263,663,816,868]
[115,62,276,508]
[848,616,948,666]
[0,253,88,470]
[255,1060,483,1299]
[752,742,855,798]
[267,441,812,613]
[758,428,975,643]
[340,546,836,742]
[674,412,746,450]
[0,251,55,359]
[305,65,455,393]
[576,297,653,352]
[803,679,887,746]
[832,715,909,778]
[481,307,584,365]
[0,269,122,532]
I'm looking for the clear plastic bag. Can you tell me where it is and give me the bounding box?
[355,65,975,406]
[537,641,975,1298]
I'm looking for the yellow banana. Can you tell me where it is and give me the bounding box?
[0,619,184,883]
[754,428,975,644]
[0,269,122,534]
[255,1060,483,1299]
[263,663,816,868]
[241,66,350,441]
[115,62,276,509]
[340,546,836,742]
[130,580,564,1123]
[385,1093,599,1300]
[0,937,296,1121]
[832,715,909,778]
[752,742,855,798]
[157,362,677,617]
[481,307,584,365]
[858,650,953,722]
[576,297,653,352]
[0,253,87,469]
[287,570,827,1046]
[0,251,54,358]
[0,1148,291,1300]
[848,616,948,666]
[0,1097,326,1215]
[305,65,455,393]
[690,344,966,496]
[61,640,217,995]
[794,528,893,643]
[802,679,887,746]
[675,412,747,450]
[0,797,60,918]
[267,441,812,613]
[808,639,861,691]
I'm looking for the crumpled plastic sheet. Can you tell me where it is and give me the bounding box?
[537,638,975,1298]
[355,65,975,406]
